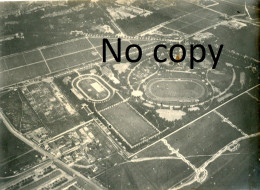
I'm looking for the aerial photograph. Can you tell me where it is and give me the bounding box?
[0,0,259,189]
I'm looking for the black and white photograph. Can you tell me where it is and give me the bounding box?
[0,0,259,189]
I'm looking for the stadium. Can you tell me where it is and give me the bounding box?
[72,74,113,103]
[143,73,210,106]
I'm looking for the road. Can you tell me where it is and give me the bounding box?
[0,110,104,190]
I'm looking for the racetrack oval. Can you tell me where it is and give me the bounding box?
[145,78,206,103]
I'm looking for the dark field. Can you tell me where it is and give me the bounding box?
[97,159,193,190]
[0,59,7,72]
[0,150,42,179]
[217,93,259,135]
[206,24,259,59]
[101,103,158,146]
[0,62,50,88]
[0,121,32,165]
[116,5,188,36]
[165,112,243,167]
[190,136,260,190]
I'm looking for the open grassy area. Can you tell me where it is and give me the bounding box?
[97,158,193,190]
[190,136,260,190]
[165,112,243,167]
[101,102,158,146]
[217,93,259,135]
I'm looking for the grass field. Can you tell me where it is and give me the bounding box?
[5,54,27,70]
[0,150,42,179]
[216,93,259,135]
[116,5,187,36]
[73,39,92,50]
[163,4,220,35]
[46,57,68,72]
[145,78,206,103]
[101,102,158,146]
[41,46,62,60]
[0,59,7,72]
[80,49,101,62]
[28,62,50,78]
[97,159,193,190]
[23,50,44,64]
[165,112,243,167]
[0,121,32,164]
[205,23,259,59]
[135,140,172,158]
[191,136,260,190]
[56,41,81,55]
[63,52,86,68]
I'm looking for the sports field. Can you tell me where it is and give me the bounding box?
[145,78,206,103]
[72,75,112,102]
[101,102,158,147]
[77,77,110,102]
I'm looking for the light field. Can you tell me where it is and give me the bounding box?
[145,78,206,103]
[72,75,112,102]
[101,103,158,147]
[77,78,110,102]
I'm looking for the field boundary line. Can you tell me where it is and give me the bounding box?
[246,91,259,102]
[161,139,197,171]
[0,59,45,74]
[38,48,51,73]
[45,120,93,144]
[99,98,129,113]
[213,110,248,136]
[86,37,102,59]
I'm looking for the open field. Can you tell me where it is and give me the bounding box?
[0,150,42,179]
[163,112,243,167]
[188,136,260,190]
[0,37,112,89]
[205,23,259,59]
[97,159,193,190]
[101,102,158,147]
[116,4,188,36]
[217,93,259,134]
[210,0,258,18]
[0,121,32,164]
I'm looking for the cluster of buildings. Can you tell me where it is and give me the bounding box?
[26,127,49,144]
